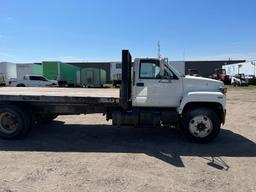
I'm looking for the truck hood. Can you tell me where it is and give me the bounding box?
[183,75,224,93]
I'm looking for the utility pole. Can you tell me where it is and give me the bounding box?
[238,64,242,74]
[157,41,161,58]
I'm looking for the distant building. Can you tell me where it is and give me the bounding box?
[170,60,245,77]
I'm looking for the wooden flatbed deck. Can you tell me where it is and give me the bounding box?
[0,87,120,105]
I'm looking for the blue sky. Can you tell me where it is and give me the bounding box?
[0,0,256,62]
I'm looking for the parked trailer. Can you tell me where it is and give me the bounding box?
[0,50,226,143]
[0,62,17,85]
[111,62,122,87]
[223,61,256,77]
[80,68,106,87]
[42,61,80,87]
[17,63,43,80]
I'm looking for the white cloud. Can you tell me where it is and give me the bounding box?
[6,17,13,21]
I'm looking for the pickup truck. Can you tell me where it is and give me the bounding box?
[0,50,226,143]
[9,75,58,87]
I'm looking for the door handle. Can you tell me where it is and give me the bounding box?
[136,82,144,87]
[159,79,171,83]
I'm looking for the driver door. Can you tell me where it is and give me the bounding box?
[132,59,183,107]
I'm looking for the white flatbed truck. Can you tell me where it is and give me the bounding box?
[0,50,226,143]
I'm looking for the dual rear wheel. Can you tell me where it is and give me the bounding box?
[0,105,58,139]
[0,105,31,139]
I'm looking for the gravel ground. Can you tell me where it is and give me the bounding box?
[0,87,255,192]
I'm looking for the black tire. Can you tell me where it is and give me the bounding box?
[37,114,58,124]
[180,107,221,143]
[58,80,67,87]
[0,105,31,139]
[17,84,25,87]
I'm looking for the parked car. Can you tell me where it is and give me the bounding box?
[231,74,249,86]
[9,75,58,87]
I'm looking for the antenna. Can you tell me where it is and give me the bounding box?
[157,41,161,58]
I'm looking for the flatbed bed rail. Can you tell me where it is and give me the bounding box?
[0,87,120,105]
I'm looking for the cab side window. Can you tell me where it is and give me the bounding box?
[30,76,46,81]
[140,60,161,79]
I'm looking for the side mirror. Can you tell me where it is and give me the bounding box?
[161,75,170,79]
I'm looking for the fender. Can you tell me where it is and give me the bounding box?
[177,91,226,114]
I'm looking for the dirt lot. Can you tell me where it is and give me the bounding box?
[0,87,255,192]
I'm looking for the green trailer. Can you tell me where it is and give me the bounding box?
[42,61,81,87]
[81,68,106,87]
[33,63,43,76]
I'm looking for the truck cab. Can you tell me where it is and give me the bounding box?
[114,50,227,143]
[132,57,226,108]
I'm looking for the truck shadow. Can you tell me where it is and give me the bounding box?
[0,120,255,168]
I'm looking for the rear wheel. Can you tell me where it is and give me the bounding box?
[181,108,220,143]
[0,105,31,139]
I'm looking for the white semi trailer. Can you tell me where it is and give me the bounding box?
[0,62,17,86]
[16,64,34,80]
[223,61,256,78]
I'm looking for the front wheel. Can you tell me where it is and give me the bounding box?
[180,108,221,143]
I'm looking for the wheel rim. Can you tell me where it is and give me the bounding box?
[0,112,18,134]
[189,115,213,138]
